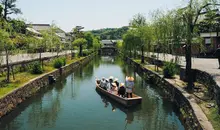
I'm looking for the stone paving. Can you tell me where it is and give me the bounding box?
[147,52,220,86]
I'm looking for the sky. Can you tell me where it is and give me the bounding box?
[13,0,185,32]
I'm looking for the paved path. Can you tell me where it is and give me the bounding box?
[146,52,220,85]
[0,50,74,66]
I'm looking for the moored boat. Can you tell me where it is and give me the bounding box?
[96,80,142,107]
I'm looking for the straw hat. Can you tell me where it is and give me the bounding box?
[114,78,118,81]
[128,77,134,81]
[112,83,117,87]
[109,76,114,79]
[120,83,125,87]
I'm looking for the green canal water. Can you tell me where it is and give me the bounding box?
[0,56,184,130]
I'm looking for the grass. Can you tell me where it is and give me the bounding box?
[199,102,220,130]
[145,65,163,74]
[0,72,41,98]
[0,56,85,98]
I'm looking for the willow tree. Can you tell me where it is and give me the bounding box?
[122,29,140,58]
[178,0,220,90]
[129,13,147,62]
[92,36,100,51]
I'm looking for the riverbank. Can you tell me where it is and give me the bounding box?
[0,53,96,118]
[124,56,213,130]
[143,53,220,129]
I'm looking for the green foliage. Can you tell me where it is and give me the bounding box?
[53,57,66,68]
[72,38,87,56]
[12,34,27,49]
[82,49,93,56]
[9,19,26,34]
[0,29,13,51]
[62,57,66,66]
[84,32,93,49]
[88,26,129,40]
[92,36,100,51]
[53,58,63,68]
[72,38,87,46]
[163,60,177,78]
[30,62,43,74]
[129,13,146,28]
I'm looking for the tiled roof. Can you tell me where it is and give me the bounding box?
[26,27,41,35]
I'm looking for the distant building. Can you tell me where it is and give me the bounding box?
[101,40,122,48]
[26,27,42,38]
[200,32,220,55]
[26,24,67,43]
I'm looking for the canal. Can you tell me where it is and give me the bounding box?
[0,56,184,130]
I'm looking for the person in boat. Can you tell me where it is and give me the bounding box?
[105,79,110,91]
[118,83,126,98]
[100,77,107,90]
[109,76,114,89]
[125,76,134,98]
[111,83,118,95]
[114,78,120,89]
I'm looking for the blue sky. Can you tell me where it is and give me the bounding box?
[13,0,184,32]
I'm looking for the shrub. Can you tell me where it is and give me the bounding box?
[82,50,93,56]
[62,57,66,66]
[31,62,43,74]
[163,60,176,78]
[53,57,66,68]
[53,58,63,68]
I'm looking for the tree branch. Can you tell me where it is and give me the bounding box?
[193,3,220,26]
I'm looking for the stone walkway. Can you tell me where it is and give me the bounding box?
[0,50,74,66]
[146,52,220,86]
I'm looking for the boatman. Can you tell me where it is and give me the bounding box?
[125,76,134,98]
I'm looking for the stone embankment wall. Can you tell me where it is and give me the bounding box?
[145,55,220,114]
[125,57,203,130]
[0,54,95,118]
[193,69,220,113]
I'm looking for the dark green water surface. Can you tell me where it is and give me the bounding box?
[0,56,184,130]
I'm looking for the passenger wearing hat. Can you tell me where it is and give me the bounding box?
[111,83,118,95]
[114,78,119,89]
[109,76,114,89]
[118,83,126,98]
[100,77,107,90]
[125,76,135,98]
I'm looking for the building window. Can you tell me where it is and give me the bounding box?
[205,38,211,44]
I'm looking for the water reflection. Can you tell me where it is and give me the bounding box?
[96,89,141,125]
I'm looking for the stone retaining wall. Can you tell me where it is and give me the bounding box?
[194,69,220,114]
[0,53,95,118]
[145,55,220,114]
[125,56,204,130]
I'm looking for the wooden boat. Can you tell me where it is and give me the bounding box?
[96,80,142,107]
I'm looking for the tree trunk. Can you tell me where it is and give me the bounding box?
[5,49,10,83]
[11,65,15,80]
[39,51,43,69]
[79,45,82,57]
[185,44,194,91]
[141,45,144,63]
[3,0,8,20]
